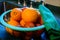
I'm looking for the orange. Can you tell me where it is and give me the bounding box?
[6,27,13,35]
[36,14,43,25]
[20,20,35,28]
[22,8,39,22]
[13,31,21,37]
[20,20,26,27]
[39,15,43,25]
[8,18,20,26]
[6,27,21,37]
[6,18,20,37]
[25,22,35,28]
[22,7,28,11]
[36,24,41,26]
[10,8,22,21]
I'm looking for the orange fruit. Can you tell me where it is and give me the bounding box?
[25,22,35,28]
[22,8,39,22]
[20,20,35,28]
[13,31,21,37]
[6,27,13,35]
[6,18,21,37]
[25,32,33,40]
[36,24,41,26]
[39,15,43,25]
[36,14,43,25]
[8,18,20,26]
[20,20,26,27]
[22,7,28,11]
[6,27,21,37]
[10,8,22,21]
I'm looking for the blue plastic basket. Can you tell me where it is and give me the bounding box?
[0,9,45,32]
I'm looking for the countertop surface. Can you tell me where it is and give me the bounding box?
[36,0,60,6]
[45,0,60,6]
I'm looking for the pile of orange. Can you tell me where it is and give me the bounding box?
[6,7,43,37]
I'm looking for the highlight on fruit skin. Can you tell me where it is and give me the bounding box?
[10,8,22,21]
[22,8,39,22]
